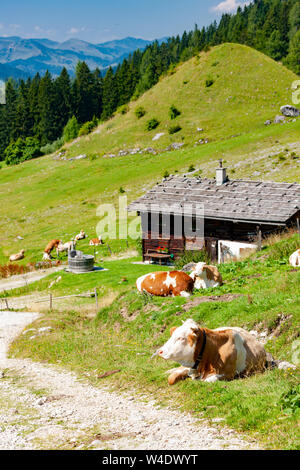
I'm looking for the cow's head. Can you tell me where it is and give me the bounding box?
[189,262,207,289]
[154,319,201,367]
[190,262,206,278]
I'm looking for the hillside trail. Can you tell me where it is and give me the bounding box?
[0,310,259,450]
[0,266,65,293]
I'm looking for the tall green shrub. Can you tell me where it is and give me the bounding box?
[169,105,181,120]
[174,250,211,270]
[135,106,146,119]
[4,137,41,165]
[146,118,160,131]
[63,116,79,143]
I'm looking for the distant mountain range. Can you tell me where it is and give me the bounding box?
[0,36,165,79]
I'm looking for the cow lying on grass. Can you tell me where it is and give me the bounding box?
[89,237,104,246]
[9,249,25,262]
[190,262,223,289]
[289,249,300,267]
[136,263,222,297]
[136,271,195,297]
[153,319,274,385]
[75,230,86,241]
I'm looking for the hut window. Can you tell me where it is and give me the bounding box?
[170,214,175,236]
[192,216,197,233]
[159,213,163,238]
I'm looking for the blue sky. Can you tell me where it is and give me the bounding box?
[0,0,250,43]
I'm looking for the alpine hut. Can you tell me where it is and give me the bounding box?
[128,161,300,264]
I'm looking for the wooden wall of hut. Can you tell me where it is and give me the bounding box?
[140,211,293,261]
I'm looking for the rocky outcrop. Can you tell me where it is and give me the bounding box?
[280,105,300,117]
[274,115,286,124]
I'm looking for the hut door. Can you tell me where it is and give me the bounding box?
[205,238,218,262]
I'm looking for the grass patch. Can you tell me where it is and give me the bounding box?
[10,245,300,449]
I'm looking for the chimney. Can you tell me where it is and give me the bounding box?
[216,159,227,186]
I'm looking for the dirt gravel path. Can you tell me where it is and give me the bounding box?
[0,310,259,450]
[0,266,65,294]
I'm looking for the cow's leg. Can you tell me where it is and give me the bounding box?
[168,367,190,385]
[180,291,191,298]
[204,374,224,383]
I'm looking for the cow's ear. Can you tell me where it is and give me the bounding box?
[188,327,200,346]
[191,327,201,336]
[170,326,178,336]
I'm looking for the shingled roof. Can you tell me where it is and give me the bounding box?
[128,176,300,225]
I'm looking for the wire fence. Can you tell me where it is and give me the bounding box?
[0,288,99,312]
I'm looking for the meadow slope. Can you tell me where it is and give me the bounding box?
[1,43,299,449]
[0,42,299,265]
[8,234,300,450]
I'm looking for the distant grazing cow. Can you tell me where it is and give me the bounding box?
[190,262,223,289]
[57,240,76,254]
[136,271,195,297]
[9,249,25,262]
[89,237,103,246]
[43,239,61,260]
[153,319,271,385]
[75,230,86,241]
[289,249,300,267]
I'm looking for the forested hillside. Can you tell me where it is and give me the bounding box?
[0,0,299,164]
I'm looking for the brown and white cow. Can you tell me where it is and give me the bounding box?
[153,319,270,384]
[289,249,300,267]
[43,239,61,260]
[75,230,86,241]
[89,237,103,246]
[57,240,76,254]
[9,249,25,262]
[136,263,222,298]
[136,271,195,297]
[190,262,223,289]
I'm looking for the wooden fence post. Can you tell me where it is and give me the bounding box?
[5,299,9,310]
[50,293,53,311]
[297,217,300,237]
[95,288,98,311]
[256,226,262,251]
[220,242,224,264]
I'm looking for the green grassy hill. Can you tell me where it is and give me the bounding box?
[1,43,299,449]
[0,43,299,265]
[67,43,298,155]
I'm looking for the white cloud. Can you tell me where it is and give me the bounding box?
[68,27,87,35]
[69,27,79,35]
[32,26,56,37]
[212,0,250,14]
[9,24,21,30]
